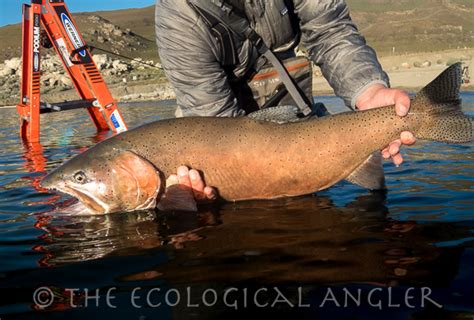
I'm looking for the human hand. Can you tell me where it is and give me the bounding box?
[167,166,217,202]
[355,84,416,166]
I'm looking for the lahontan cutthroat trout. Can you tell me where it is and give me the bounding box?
[41,64,472,214]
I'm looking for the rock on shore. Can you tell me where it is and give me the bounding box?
[0,54,171,106]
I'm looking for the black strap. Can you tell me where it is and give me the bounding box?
[189,4,238,66]
[242,27,312,115]
[190,0,312,116]
[262,49,312,115]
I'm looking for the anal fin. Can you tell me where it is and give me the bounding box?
[345,152,386,190]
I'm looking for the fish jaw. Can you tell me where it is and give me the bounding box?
[43,180,159,215]
[54,201,95,216]
[43,179,111,215]
[62,185,111,214]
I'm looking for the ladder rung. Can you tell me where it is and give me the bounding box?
[39,99,95,114]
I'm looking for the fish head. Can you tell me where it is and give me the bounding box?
[41,150,162,214]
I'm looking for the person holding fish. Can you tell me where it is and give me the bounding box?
[38,0,472,216]
[154,0,416,201]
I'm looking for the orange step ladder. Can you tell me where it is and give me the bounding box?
[16,0,127,142]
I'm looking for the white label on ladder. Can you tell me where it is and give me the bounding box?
[33,14,41,72]
[110,110,127,133]
[60,13,86,58]
[55,38,73,67]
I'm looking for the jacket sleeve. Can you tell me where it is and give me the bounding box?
[155,0,245,117]
[294,0,390,108]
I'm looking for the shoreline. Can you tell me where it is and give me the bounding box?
[2,89,474,109]
[1,48,473,108]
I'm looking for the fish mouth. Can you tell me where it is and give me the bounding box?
[64,187,108,214]
[45,184,109,215]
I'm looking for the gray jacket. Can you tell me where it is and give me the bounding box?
[155,0,389,117]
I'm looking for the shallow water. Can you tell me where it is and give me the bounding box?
[0,94,473,319]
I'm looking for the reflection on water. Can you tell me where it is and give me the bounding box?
[36,194,469,287]
[0,95,473,318]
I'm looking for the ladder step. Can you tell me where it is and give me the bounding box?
[39,99,95,114]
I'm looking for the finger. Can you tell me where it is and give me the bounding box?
[392,153,403,166]
[400,131,416,145]
[388,140,402,156]
[204,186,217,201]
[394,90,411,117]
[166,174,179,188]
[189,169,205,192]
[382,148,391,159]
[177,166,192,188]
[189,169,206,200]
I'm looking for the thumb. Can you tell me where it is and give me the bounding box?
[394,90,411,117]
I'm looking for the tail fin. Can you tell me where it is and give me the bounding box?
[411,63,472,143]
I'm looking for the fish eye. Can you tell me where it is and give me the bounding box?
[73,171,87,184]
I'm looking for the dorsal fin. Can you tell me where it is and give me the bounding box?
[247,103,331,124]
[346,152,386,190]
[247,105,306,124]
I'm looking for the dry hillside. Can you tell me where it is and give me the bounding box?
[0,0,473,63]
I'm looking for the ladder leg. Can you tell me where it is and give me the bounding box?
[41,1,127,134]
[17,2,42,142]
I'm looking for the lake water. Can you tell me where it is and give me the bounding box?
[0,94,473,319]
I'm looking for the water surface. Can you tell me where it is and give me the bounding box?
[0,94,473,319]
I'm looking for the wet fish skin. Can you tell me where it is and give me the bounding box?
[40,64,472,214]
[115,110,403,199]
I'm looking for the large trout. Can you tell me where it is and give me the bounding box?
[41,64,472,214]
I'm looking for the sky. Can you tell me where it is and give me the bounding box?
[0,0,155,27]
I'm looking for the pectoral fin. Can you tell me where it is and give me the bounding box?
[345,152,386,190]
[157,176,198,212]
